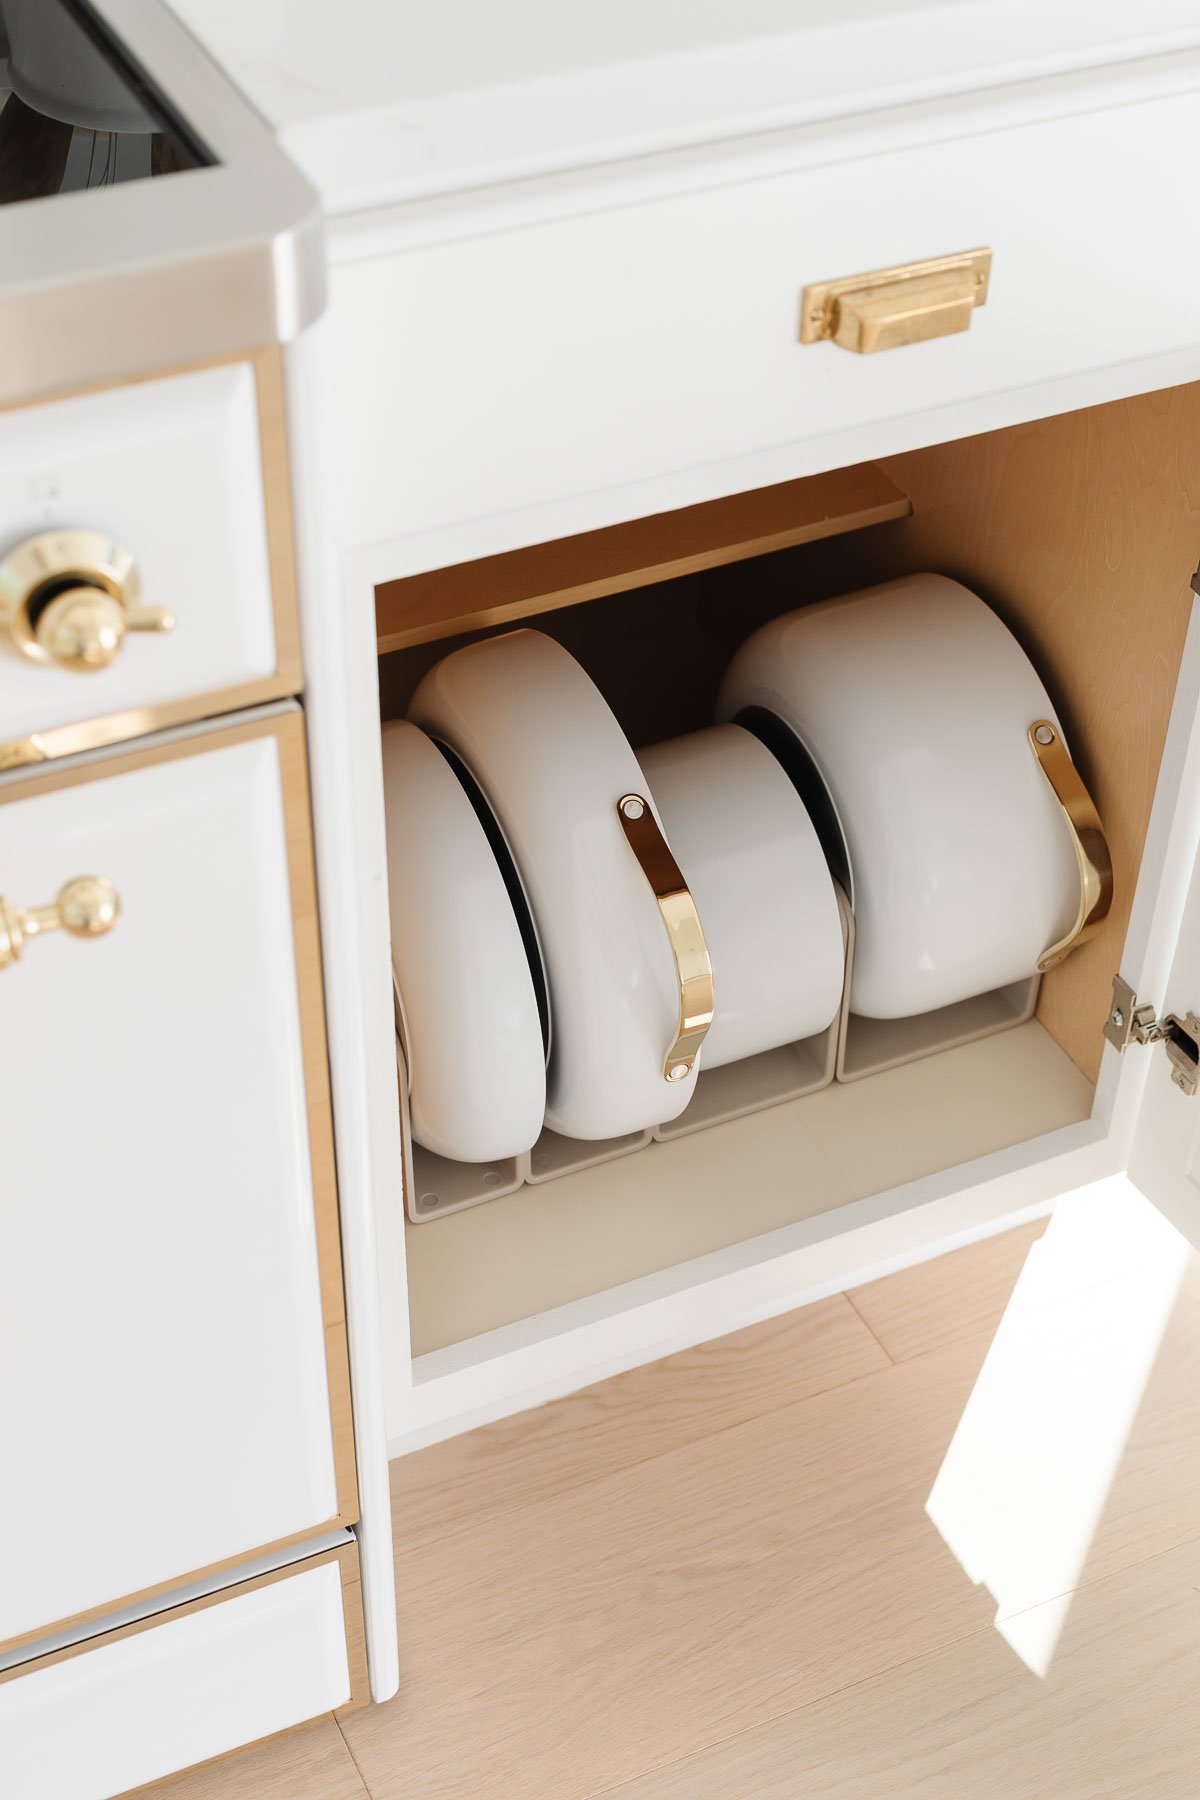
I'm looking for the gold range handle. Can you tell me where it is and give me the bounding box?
[1029,721,1113,972]
[617,793,714,1083]
[800,248,992,355]
[0,876,120,971]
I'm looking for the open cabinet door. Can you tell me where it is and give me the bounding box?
[1125,600,1200,1249]
[1127,896,1200,1247]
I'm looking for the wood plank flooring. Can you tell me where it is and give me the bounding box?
[139,1183,1200,1798]
[141,1718,368,1799]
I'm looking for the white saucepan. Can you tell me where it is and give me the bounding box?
[639,724,845,1065]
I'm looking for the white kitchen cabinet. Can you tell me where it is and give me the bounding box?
[360,380,1200,1453]
[143,11,1200,1488]
[194,24,1190,1469]
[0,706,355,1654]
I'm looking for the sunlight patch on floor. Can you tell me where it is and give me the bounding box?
[925,1175,1190,1675]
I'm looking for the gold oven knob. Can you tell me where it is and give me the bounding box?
[0,529,174,672]
[0,876,120,970]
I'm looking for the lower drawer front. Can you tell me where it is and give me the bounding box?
[0,1556,354,1800]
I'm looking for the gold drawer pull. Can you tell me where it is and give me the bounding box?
[1029,721,1113,972]
[617,794,714,1082]
[0,529,174,672]
[801,248,992,355]
[0,876,120,971]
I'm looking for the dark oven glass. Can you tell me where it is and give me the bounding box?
[0,0,214,207]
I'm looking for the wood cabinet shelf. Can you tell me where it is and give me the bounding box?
[375,462,911,653]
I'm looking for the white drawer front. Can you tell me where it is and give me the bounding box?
[0,713,345,1647]
[0,1561,351,1800]
[0,362,279,745]
[334,88,1200,546]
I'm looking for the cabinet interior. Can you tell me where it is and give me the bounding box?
[376,383,1200,1361]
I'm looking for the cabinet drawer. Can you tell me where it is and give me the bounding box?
[0,1545,365,1800]
[0,356,299,768]
[0,708,355,1653]
[334,87,1200,544]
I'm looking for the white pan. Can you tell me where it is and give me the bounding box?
[381,721,546,1162]
[718,575,1108,1020]
[409,630,711,1140]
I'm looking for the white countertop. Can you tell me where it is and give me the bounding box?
[166,0,1200,216]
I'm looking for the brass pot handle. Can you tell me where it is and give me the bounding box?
[617,793,714,1083]
[1029,722,1113,971]
[0,876,120,970]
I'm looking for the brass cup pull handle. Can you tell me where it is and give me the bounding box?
[801,248,992,355]
[0,875,120,971]
[1029,721,1113,972]
[617,793,714,1083]
[0,529,174,672]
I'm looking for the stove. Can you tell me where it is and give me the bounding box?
[0,0,322,408]
[0,0,208,207]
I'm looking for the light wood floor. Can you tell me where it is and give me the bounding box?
[144,1183,1200,1798]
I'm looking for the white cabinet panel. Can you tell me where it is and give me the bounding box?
[0,1558,351,1800]
[0,362,284,749]
[0,712,346,1648]
[333,89,1200,545]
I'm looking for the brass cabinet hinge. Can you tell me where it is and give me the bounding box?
[1104,974,1200,1097]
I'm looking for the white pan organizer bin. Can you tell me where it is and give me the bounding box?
[382,574,1111,1222]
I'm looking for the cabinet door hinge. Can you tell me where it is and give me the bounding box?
[1104,974,1200,1096]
